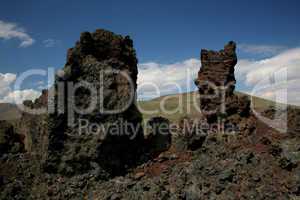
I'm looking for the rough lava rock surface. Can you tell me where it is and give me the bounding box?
[45,29,145,177]
[196,41,250,124]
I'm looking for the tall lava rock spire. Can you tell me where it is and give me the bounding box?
[196,41,250,125]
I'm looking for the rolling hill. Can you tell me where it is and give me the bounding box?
[0,90,290,123]
[137,90,283,123]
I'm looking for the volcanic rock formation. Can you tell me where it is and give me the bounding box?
[45,29,144,177]
[195,41,250,125]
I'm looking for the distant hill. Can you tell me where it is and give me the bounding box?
[0,103,21,121]
[137,90,289,122]
[0,91,293,123]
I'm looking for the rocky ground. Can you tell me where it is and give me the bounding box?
[1,117,299,199]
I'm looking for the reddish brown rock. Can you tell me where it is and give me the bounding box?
[195,41,250,124]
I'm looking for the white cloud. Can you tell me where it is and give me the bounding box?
[137,58,200,99]
[236,48,300,86]
[239,44,286,56]
[0,20,35,47]
[138,47,300,106]
[1,89,41,104]
[0,73,16,96]
[236,48,300,106]
[43,38,60,48]
[0,73,40,104]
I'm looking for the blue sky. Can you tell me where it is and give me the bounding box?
[0,0,300,104]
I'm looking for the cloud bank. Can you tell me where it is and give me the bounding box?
[137,58,200,99]
[0,73,40,104]
[137,47,300,106]
[236,48,300,106]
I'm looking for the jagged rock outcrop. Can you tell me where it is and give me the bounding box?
[195,41,251,125]
[45,29,144,177]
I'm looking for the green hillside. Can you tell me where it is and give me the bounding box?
[0,91,291,123]
[0,103,22,121]
[137,91,282,123]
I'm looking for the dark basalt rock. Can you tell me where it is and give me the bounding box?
[45,29,144,176]
[174,117,207,151]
